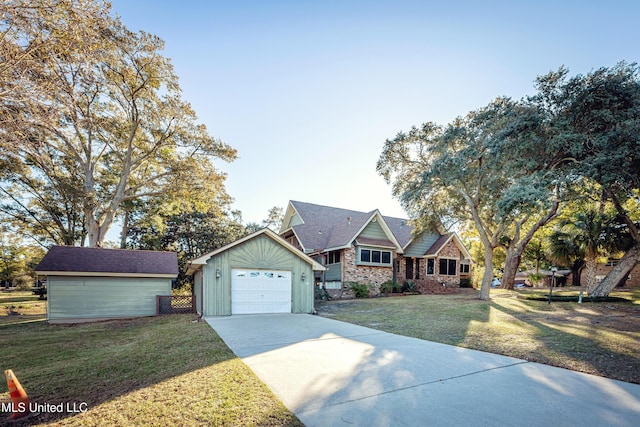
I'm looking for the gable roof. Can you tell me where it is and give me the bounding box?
[35,246,178,278]
[281,201,410,253]
[281,201,472,260]
[424,233,472,259]
[187,228,326,275]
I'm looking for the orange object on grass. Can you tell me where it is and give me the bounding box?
[5,369,32,421]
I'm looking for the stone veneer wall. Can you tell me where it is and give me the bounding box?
[398,239,462,292]
[341,246,394,295]
[321,240,470,298]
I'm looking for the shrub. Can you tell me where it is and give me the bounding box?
[172,283,192,296]
[527,273,545,287]
[402,280,416,293]
[380,281,397,294]
[350,283,370,298]
[14,275,33,290]
[459,278,472,288]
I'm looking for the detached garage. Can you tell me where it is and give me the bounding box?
[35,246,178,323]
[187,228,325,316]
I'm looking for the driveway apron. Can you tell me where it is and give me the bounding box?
[206,314,640,427]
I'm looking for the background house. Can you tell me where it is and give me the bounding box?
[595,259,640,288]
[279,201,472,297]
[35,246,178,323]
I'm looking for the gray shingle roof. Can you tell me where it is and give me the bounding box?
[424,233,453,256]
[35,246,179,276]
[288,201,415,252]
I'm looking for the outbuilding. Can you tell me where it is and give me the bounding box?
[35,246,178,323]
[187,228,325,316]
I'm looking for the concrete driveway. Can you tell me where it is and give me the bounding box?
[206,314,640,427]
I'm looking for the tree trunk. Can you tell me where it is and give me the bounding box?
[591,244,640,297]
[85,212,115,247]
[478,245,494,300]
[120,210,129,249]
[85,213,101,247]
[502,201,560,290]
[570,259,584,287]
[583,250,599,294]
[502,252,521,290]
[502,236,522,290]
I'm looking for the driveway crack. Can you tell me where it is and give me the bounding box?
[313,360,531,410]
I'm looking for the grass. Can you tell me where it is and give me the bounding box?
[0,290,47,326]
[0,290,302,426]
[3,286,638,423]
[316,287,640,384]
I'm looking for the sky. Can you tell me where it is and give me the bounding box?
[109,0,640,225]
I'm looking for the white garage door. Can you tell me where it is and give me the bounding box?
[231,269,292,314]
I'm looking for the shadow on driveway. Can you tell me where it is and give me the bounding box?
[207,314,640,427]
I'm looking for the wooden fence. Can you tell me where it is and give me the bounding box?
[156,295,196,315]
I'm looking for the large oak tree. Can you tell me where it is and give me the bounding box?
[1,0,236,247]
[378,98,564,300]
[537,63,640,296]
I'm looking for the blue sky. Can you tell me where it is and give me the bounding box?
[110,0,640,225]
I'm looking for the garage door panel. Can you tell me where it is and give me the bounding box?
[231,269,291,314]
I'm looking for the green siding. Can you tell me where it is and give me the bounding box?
[404,233,441,257]
[47,276,171,321]
[194,271,203,315]
[290,213,303,227]
[359,220,388,240]
[203,234,314,316]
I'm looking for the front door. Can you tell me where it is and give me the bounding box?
[405,258,414,280]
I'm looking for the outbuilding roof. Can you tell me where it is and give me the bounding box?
[186,228,326,275]
[35,246,179,278]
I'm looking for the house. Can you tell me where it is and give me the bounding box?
[279,201,472,296]
[187,228,325,316]
[595,258,640,288]
[35,246,178,323]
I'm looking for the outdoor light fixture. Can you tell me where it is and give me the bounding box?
[301,272,306,281]
[216,268,221,278]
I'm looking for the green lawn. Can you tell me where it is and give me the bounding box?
[316,287,640,384]
[0,294,302,426]
[0,290,46,326]
[3,286,638,425]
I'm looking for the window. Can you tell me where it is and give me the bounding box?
[382,252,391,264]
[460,262,470,274]
[439,258,457,276]
[415,258,421,279]
[359,247,392,266]
[327,250,341,264]
[427,258,435,275]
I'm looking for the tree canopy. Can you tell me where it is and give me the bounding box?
[379,62,640,299]
[536,63,640,295]
[378,98,564,299]
[1,0,237,248]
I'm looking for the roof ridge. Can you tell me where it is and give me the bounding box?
[292,200,408,219]
[50,245,175,254]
